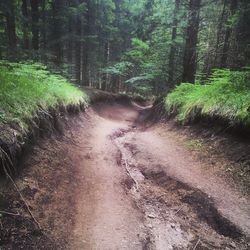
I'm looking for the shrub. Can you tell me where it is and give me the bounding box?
[165,69,250,126]
[0,61,88,131]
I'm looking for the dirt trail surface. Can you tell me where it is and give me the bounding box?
[1,101,250,249]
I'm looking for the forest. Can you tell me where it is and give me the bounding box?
[0,0,250,249]
[1,0,249,91]
[1,0,250,125]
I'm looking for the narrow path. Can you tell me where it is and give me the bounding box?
[2,101,249,249]
[66,102,249,249]
[68,104,147,249]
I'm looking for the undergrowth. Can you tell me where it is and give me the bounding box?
[165,69,250,127]
[0,61,88,132]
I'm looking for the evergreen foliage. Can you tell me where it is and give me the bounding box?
[0,0,250,126]
[0,61,87,130]
[165,69,250,126]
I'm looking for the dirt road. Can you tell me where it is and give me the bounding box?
[1,101,250,249]
[66,102,250,249]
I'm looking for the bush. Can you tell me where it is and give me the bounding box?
[0,61,88,131]
[165,69,250,126]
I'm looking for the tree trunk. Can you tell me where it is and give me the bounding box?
[81,0,91,86]
[220,0,238,68]
[67,17,73,65]
[30,0,39,50]
[21,0,29,49]
[213,0,227,67]
[6,0,17,49]
[66,0,74,76]
[81,48,89,85]
[182,0,201,83]
[75,13,82,84]
[41,0,47,60]
[168,0,180,88]
[51,0,64,66]
[103,41,110,91]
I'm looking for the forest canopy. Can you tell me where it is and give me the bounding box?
[0,0,250,95]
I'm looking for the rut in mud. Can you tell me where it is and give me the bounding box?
[111,126,247,249]
[0,101,250,250]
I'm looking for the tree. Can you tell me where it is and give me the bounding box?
[234,0,250,67]
[182,0,201,83]
[40,0,48,59]
[168,0,180,88]
[213,0,227,68]
[220,0,238,68]
[75,2,82,83]
[0,0,249,96]
[81,0,91,86]
[30,0,40,50]
[5,0,17,50]
[51,0,65,66]
[21,0,29,49]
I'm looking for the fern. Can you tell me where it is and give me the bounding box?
[165,69,250,126]
[0,61,88,131]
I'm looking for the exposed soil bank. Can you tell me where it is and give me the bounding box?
[0,100,250,249]
[0,88,131,177]
[0,102,86,177]
[147,98,250,194]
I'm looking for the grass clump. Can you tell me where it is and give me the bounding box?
[0,61,88,131]
[165,69,250,127]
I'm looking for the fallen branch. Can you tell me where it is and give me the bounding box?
[192,238,201,250]
[111,133,139,191]
[0,147,16,175]
[0,210,20,216]
[3,168,41,230]
[174,205,184,215]
[124,156,139,191]
[38,108,52,118]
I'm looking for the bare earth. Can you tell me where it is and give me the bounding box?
[1,102,250,249]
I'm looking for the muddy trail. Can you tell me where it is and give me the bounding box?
[0,101,250,249]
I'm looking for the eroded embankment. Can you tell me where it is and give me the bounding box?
[0,96,140,249]
[111,125,249,249]
[0,112,85,249]
[0,99,249,250]
[0,103,86,176]
[0,88,131,177]
[147,97,250,194]
[0,61,88,178]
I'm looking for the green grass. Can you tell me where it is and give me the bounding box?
[0,61,88,131]
[165,69,250,126]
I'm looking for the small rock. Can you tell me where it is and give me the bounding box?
[85,154,91,159]
[147,213,156,219]
[148,224,153,229]
[230,242,236,248]
[170,223,175,229]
